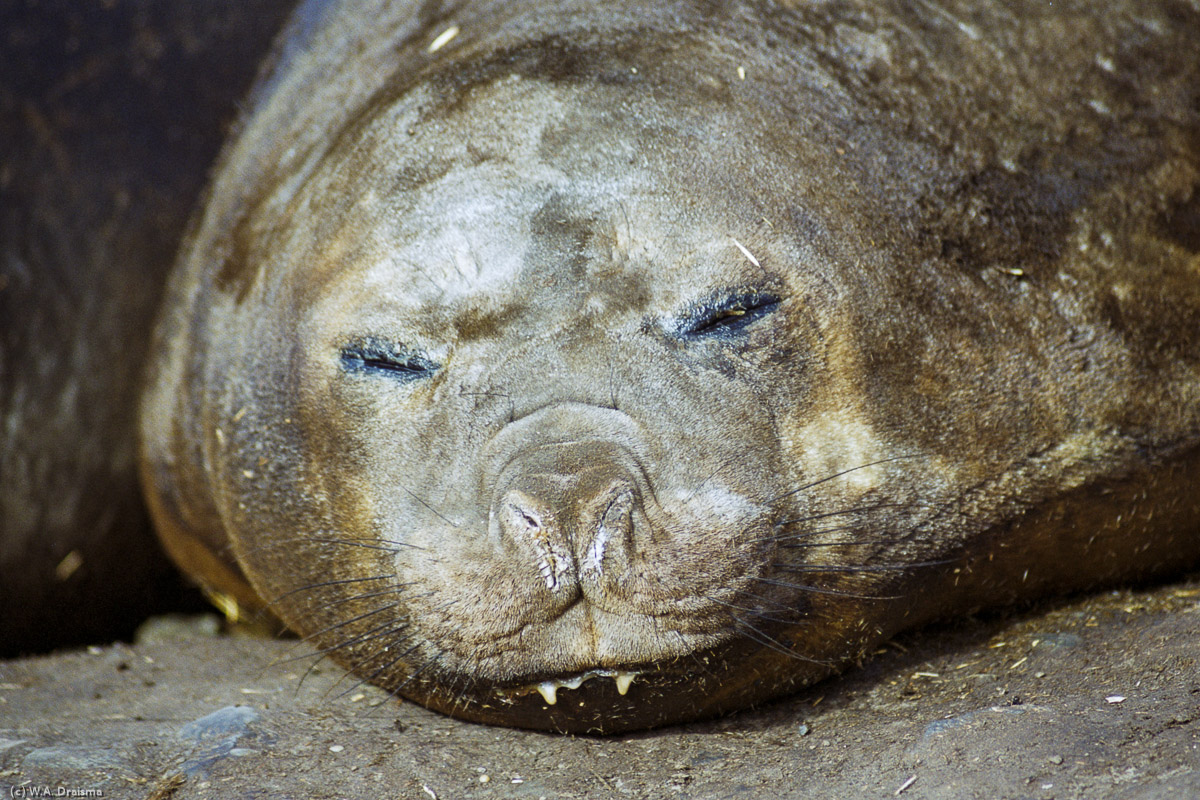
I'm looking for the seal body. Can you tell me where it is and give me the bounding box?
[140,0,1200,733]
[0,0,292,655]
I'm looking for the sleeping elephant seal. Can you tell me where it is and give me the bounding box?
[140,0,1200,733]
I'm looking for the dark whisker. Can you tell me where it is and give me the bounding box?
[766,455,923,505]
[318,624,415,699]
[335,641,423,703]
[709,594,805,625]
[282,615,409,690]
[750,575,898,601]
[312,618,409,662]
[304,536,420,553]
[268,586,411,616]
[773,501,919,528]
[373,651,443,709]
[283,601,401,652]
[458,389,510,399]
[732,616,829,665]
[234,533,424,558]
[400,486,459,528]
[292,618,414,697]
[774,559,955,574]
[265,574,395,606]
[770,522,874,539]
[776,538,889,549]
[712,586,809,619]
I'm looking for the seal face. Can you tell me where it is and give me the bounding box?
[140,0,1200,732]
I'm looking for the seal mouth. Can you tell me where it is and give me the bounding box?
[493,668,641,706]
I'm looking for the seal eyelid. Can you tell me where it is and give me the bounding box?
[339,338,441,381]
[677,291,782,339]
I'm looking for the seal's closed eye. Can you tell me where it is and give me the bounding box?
[340,338,440,381]
[676,291,781,340]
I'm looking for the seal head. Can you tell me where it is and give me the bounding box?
[141,0,1200,732]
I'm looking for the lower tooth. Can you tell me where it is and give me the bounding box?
[521,669,642,705]
[536,682,559,705]
[536,674,588,705]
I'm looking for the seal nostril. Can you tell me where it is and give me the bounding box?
[579,486,639,580]
[500,492,574,593]
[501,495,549,538]
[602,490,634,530]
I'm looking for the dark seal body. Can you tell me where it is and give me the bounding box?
[139,0,1200,733]
[0,0,292,655]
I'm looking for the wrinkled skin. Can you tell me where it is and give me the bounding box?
[140,0,1200,733]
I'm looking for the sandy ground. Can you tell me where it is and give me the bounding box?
[2,574,1197,800]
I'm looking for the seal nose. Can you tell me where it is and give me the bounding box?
[493,441,642,598]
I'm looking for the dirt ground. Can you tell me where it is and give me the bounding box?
[2,574,1197,800]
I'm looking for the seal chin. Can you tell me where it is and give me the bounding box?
[418,589,748,682]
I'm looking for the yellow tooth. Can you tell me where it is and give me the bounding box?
[615,671,635,695]
[536,681,558,705]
